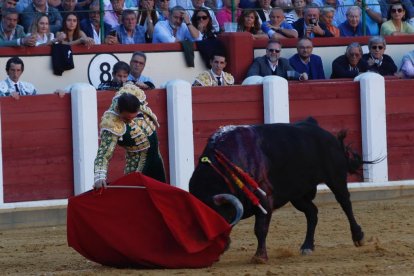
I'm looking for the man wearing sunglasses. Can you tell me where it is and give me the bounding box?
[361,36,397,76]
[246,39,308,80]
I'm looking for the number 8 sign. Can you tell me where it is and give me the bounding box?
[88,54,120,88]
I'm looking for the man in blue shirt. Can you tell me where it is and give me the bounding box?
[128,51,156,90]
[289,38,325,80]
[339,6,371,36]
[152,5,202,43]
[261,7,298,39]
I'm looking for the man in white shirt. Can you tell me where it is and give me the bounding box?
[0,57,37,100]
[152,5,202,43]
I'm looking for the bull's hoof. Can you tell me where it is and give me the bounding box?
[251,255,268,264]
[300,248,313,255]
[354,237,365,247]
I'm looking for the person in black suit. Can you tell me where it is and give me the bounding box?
[80,0,111,44]
[246,39,308,81]
[292,3,333,38]
[331,42,368,79]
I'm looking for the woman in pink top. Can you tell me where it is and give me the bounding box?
[216,0,241,31]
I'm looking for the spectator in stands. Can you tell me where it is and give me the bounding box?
[106,9,146,44]
[57,0,87,21]
[331,42,368,78]
[137,0,159,42]
[191,7,218,39]
[152,5,202,43]
[237,9,268,39]
[156,0,170,21]
[193,53,235,86]
[189,0,220,32]
[380,2,414,35]
[339,6,371,36]
[97,61,130,91]
[399,49,414,78]
[293,3,333,38]
[0,57,37,100]
[246,39,308,80]
[28,13,66,45]
[128,51,156,90]
[59,12,94,45]
[362,36,397,76]
[104,0,125,29]
[0,8,37,46]
[320,7,340,37]
[354,0,382,35]
[262,7,299,39]
[16,0,31,12]
[379,0,414,25]
[0,0,17,21]
[57,0,88,22]
[289,37,325,79]
[20,0,63,33]
[273,0,296,24]
[80,0,112,44]
[320,0,350,27]
[254,0,273,25]
[216,0,241,31]
[286,0,305,24]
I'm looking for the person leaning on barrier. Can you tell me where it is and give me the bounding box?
[362,36,397,76]
[97,61,130,91]
[128,51,156,90]
[105,9,146,45]
[94,85,166,188]
[193,52,235,86]
[261,7,299,39]
[0,57,37,100]
[331,42,368,78]
[246,39,308,81]
[0,8,37,47]
[289,38,325,80]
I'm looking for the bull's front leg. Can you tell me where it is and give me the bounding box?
[251,213,272,263]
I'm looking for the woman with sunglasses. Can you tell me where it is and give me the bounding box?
[237,9,268,39]
[191,8,217,39]
[362,36,397,76]
[380,2,414,36]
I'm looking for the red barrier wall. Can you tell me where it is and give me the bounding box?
[192,85,263,164]
[1,95,73,203]
[385,79,414,180]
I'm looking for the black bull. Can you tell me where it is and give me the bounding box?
[189,117,367,263]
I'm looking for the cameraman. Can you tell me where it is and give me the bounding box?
[293,4,333,38]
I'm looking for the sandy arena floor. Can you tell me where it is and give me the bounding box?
[1,196,414,275]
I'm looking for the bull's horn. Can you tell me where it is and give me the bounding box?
[213,194,244,226]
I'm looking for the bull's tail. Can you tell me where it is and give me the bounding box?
[337,130,380,175]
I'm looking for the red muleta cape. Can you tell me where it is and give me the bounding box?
[67,172,232,268]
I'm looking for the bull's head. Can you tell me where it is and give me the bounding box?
[189,160,244,226]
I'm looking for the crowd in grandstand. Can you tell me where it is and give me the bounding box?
[0,0,413,96]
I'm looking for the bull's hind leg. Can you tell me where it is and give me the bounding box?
[251,213,272,264]
[291,190,318,255]
[326,179,364,246]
